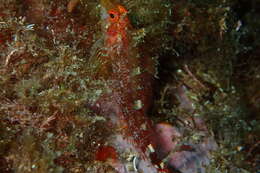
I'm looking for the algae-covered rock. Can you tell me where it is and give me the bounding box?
[0,0,259,172]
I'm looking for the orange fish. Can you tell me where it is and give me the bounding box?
[87,0,158,172]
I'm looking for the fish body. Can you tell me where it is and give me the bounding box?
[88,0,158,172]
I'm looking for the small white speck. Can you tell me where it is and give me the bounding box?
[236,20,242,31]
[26,24,35,30]
[177,69,182,73]
[159,162,165,169]
[133,156,138,172]
[148,144,155,153]
[134,100,143,110]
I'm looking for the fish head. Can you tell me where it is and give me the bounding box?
[100,0,130,47]
[101,0,129,25]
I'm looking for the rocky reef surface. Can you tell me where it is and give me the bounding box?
[0,0,259,172]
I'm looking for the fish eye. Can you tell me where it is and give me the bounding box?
[109,13,115,19]
[108,10,119,22]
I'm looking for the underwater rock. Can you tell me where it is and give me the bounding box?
[154,85,217,173]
